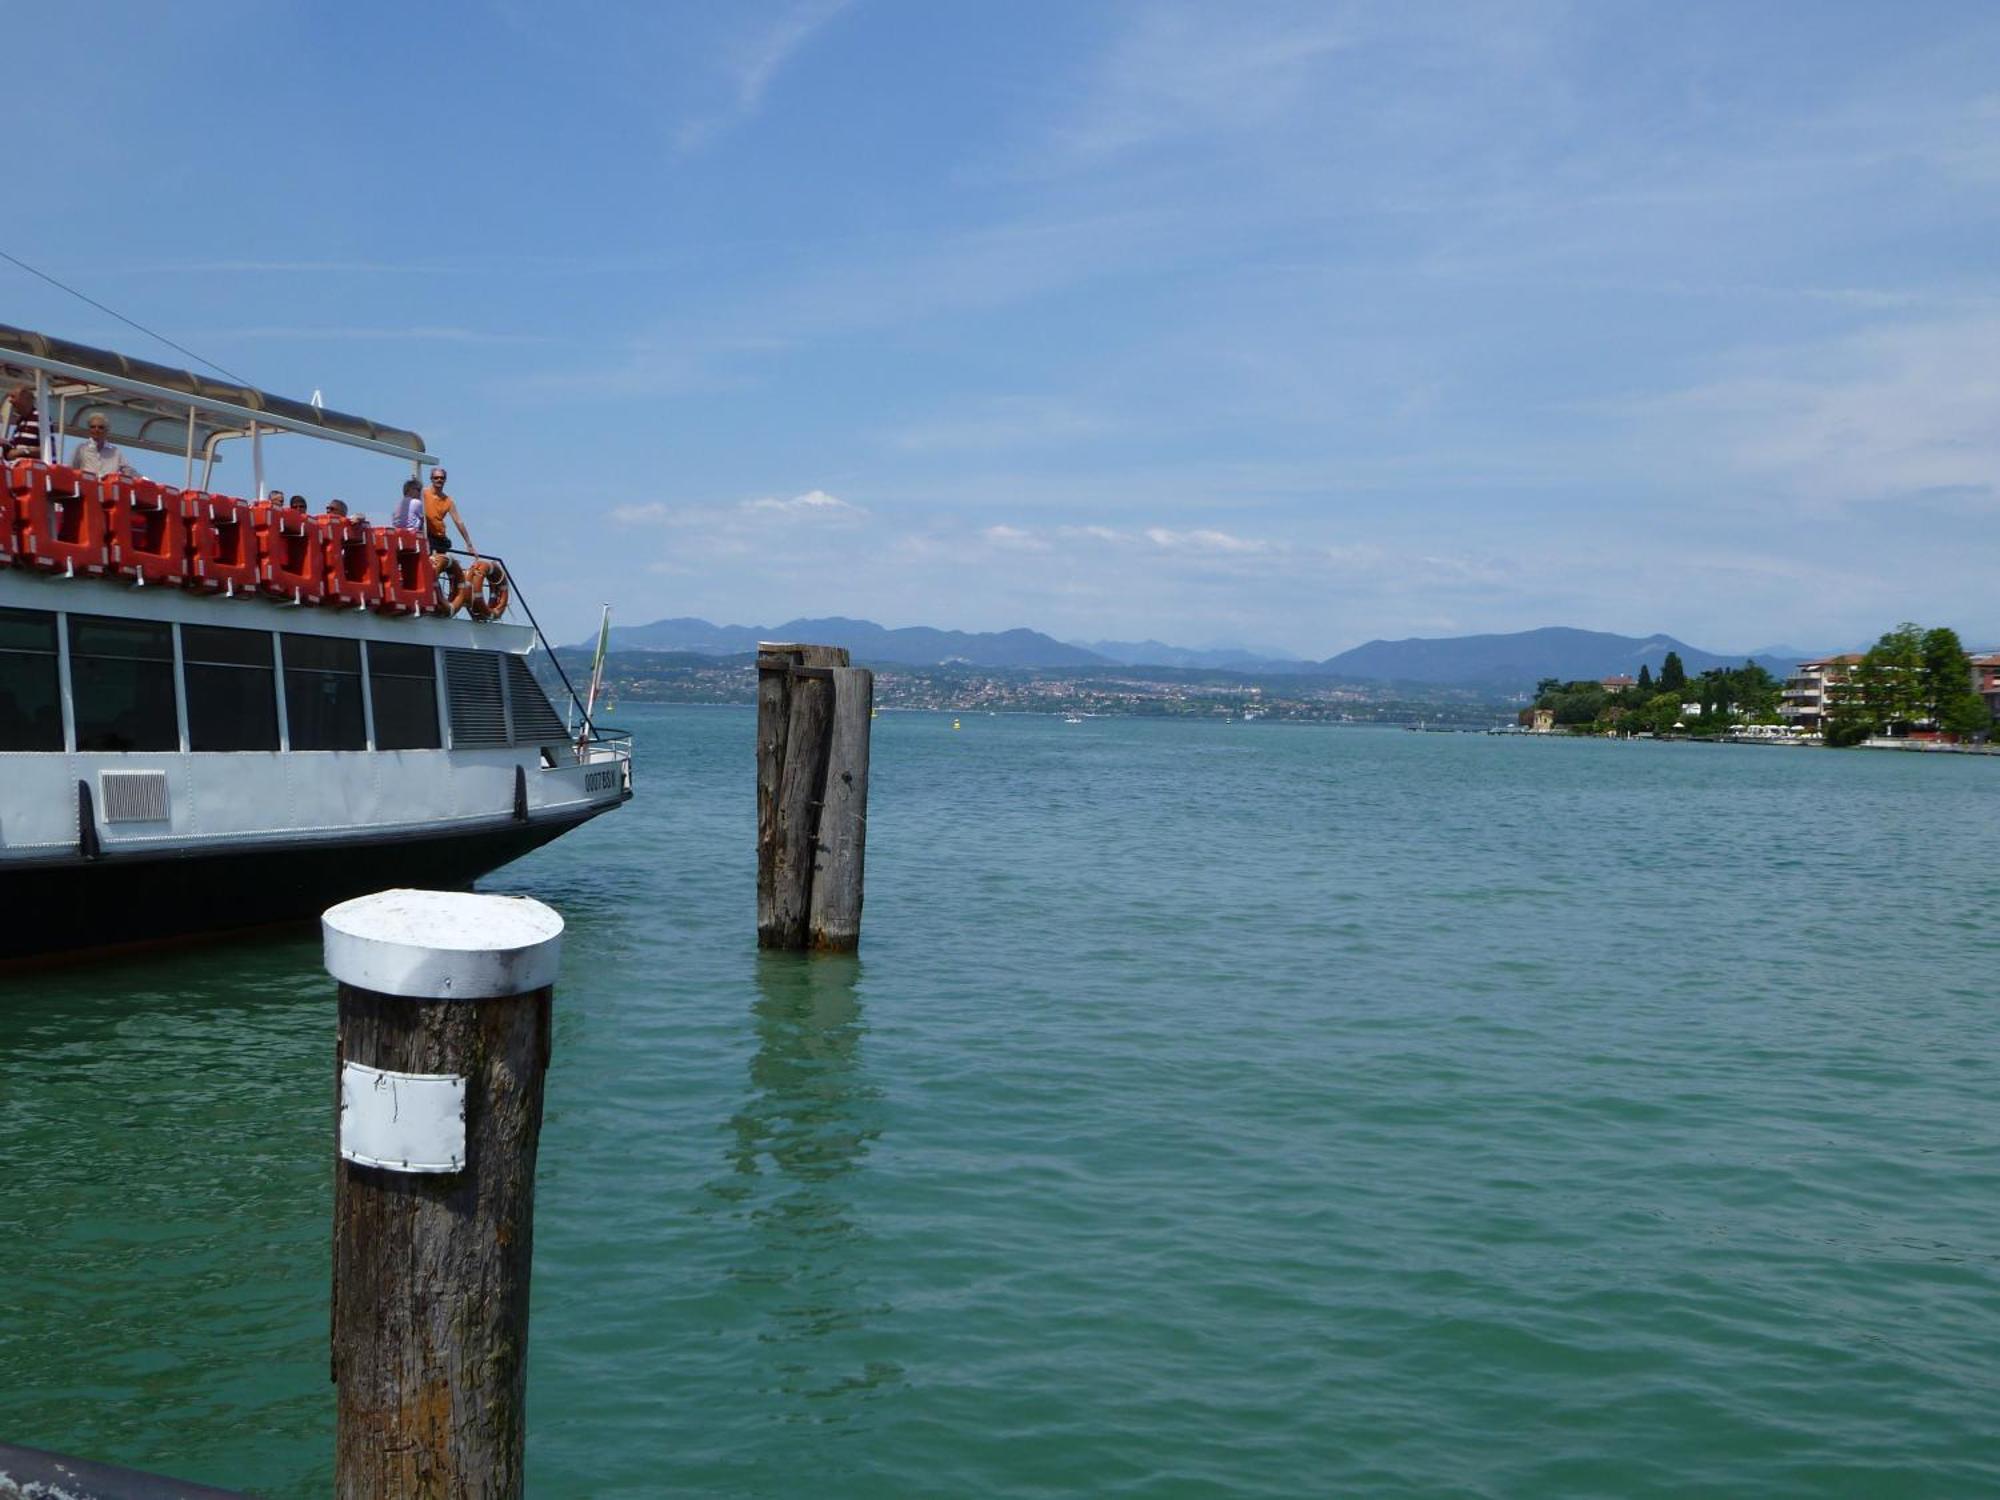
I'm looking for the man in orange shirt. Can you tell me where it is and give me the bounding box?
[423,467,477,560]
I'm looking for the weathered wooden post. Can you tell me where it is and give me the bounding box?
[756,643,873,952]
[322,889,564,1500]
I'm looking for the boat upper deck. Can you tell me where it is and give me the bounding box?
[0,323,532,648]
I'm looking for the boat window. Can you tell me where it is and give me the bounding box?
[69,614,178,753]
[283,632,365,751]
[0,606,62,752]
[504,655,569,745]
[369,641,441,751]
[183,625,279,752]
[444,649,509,747]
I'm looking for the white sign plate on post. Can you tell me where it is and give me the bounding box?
[339,1061,467,1173]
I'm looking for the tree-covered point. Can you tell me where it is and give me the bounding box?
[1531,660,1780,734]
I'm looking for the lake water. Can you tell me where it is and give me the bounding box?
[4,708,1998,1497]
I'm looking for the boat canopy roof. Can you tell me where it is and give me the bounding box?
[0,323,432,464]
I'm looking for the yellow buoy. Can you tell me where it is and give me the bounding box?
[952,718,961,730]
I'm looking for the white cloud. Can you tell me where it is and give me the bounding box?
[980,524,1051,552]
[1635,315,2000,512]
[742,489,864,518]
[614,489,865,530]
[1143,526,1269,555]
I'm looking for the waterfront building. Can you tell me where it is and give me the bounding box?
[1779,653,1863,732]
[1969,651,2000,721]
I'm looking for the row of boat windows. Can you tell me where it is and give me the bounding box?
[0,605,563,754]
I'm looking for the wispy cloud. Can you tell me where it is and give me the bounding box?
[981,524,1050,551]
[743,488,863,518]
[198,325,557,345]
[1629,314,2000,513]
[676,0,852,154]
[1026,5,1349,174]
[884,396,1113,454]
[1143,526,1269,555]
[613,489,866,531]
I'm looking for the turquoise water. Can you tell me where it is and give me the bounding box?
[4,708,1998,1497]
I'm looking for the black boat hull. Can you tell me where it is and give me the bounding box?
[0,810,607,966]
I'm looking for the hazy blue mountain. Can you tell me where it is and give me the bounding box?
[1320,627,1799,688]
[593,615,1110,668]
[590,616,1803,685]
[1077,639,1312,671]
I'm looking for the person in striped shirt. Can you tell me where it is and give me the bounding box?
[2,385,41,463]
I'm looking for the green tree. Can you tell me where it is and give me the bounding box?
[1942,692,1992,739]
[1636,662,1653,692]
[1918,626,1984,734]
[1823,694,1873,746]
[1534,677,1562,704]
[1867,623,1926,731]
[1659,652,1686,693]
[1632,693,1684,734]
[1550,685,1609,726]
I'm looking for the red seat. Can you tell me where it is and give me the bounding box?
[320,516,379,609]
[0,482,16,568]
[255,501,324,603]
[10,461,109,576]
[104,476,189,586]
[184,492,261,595]
[372,528,433,615]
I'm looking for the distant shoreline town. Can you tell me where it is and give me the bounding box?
[547,616,2000,742]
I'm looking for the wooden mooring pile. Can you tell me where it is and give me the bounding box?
[755,642,874,952]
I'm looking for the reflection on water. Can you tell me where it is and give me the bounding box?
[708,952,896,1409]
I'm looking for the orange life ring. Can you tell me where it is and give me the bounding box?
[453,559,510,621]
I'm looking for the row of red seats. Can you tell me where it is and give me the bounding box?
[0,459,441,615]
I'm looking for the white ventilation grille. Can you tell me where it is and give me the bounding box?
[100,770,170,823]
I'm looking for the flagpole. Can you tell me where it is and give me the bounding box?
[579,604,610,753]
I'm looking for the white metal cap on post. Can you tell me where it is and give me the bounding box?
[323,887,565,1500]
[323,888,563,998]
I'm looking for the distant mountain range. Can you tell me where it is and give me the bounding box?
[1074,639,1307,670]
[586,616,1811,688]
[596,615,1106,668]
[1320,628,1805,687]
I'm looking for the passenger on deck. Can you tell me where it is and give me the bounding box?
[288,495,308,512]
[71,412,136,478]
[391,478,424,533]
[2,385,40,462]
[423,468,476,559]
[267,488,284,506]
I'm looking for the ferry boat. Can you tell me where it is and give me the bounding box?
[0,324,632,963]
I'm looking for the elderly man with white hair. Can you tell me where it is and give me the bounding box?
[70,410,137,479]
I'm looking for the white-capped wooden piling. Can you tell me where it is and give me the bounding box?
[757,644,873,952]
[323,889,564,1500]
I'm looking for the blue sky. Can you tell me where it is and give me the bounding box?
[9,2,1999,653]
